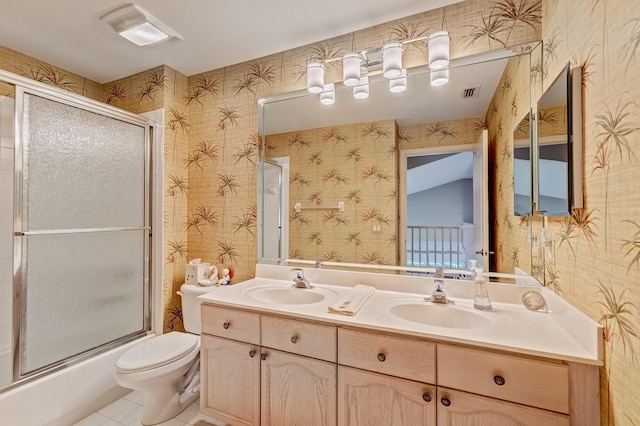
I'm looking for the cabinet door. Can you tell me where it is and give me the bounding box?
[338,366,436,426]
[261,349,337,426]
[436,388,570,426]
[201,335,260,426]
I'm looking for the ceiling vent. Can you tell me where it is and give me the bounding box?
[460,85,481,99]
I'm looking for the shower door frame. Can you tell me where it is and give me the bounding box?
[1,70,154,388]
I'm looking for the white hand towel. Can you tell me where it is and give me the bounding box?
[328,284,376,316]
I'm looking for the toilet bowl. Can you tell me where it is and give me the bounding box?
[115,332,200,425]
[114,284,213,425]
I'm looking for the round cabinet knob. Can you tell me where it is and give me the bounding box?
[494,375,506,386]
[222,322,230,329]
[422,393,432,402]
[260,353,268,361]
[249,350,257,358]
[440,397,451,407]
[291,336,298,344]
[377,353,386,362]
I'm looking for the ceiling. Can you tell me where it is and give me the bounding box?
[0,0,464,84]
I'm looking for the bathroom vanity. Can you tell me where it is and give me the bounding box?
[198,265,602,426]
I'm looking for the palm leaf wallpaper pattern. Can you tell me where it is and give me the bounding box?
[1,0,638,422]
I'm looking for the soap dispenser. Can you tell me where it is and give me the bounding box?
[473,269,492,311]
[468,259,478,280]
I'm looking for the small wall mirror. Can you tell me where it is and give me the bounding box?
[535,63,583,216]
[513,112,532,216]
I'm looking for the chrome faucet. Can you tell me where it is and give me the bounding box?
[425,267,454,305]
[291,268,312,289]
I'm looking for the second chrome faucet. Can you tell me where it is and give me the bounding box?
[424,267,454,305]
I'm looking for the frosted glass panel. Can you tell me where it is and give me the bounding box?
[20,231,145,375]
[22,94,146,230]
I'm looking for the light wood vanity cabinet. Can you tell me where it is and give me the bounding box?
[201,335,260,426]
[438,344,570,414]
[201,304,598,426]
[338,366,436,425]
[200,304,337,426]
[200,305,261,425]
[338,328,437,425]
[261,349,336,426]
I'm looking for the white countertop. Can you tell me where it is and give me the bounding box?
[198,265,603,366]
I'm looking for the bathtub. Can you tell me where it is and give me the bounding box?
[0,335,154,425]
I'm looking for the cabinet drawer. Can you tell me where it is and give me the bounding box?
[201,304,260,345]
[262,315,336,362]
[338,328,436,383]
[437,345,569,414]
[437,387,570,425]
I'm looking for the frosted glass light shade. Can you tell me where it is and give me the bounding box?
[389,70,407,93]
[307,63,325,93]
[382,42,404,79]
[320,84,335,105]
[428,31,451,70]
[120,22,168,46]
[343,54,361,87]
[353,77,369,99]
[101,4,182,47]
[430,68,449,86]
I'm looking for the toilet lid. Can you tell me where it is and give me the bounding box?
[116,332,199,373]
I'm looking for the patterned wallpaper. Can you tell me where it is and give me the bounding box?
[4,0,640,422]
[541,1,639,423]
[490,45,544,281]
[267,120,398,265]
[490,1,640,424]
[263,114,488,266]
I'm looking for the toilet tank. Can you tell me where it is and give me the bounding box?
[178,284,215,334]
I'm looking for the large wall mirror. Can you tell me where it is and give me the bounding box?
[258,42,541,278]
[535,63,583,216]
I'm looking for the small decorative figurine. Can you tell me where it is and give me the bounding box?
[218,267,232,286]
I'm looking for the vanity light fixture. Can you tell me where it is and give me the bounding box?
[320,84,336,105]
[342,54,362,87]
[427,31,451,70]
[430,68,449,87]
[101,3,182,47]
[381,42,404,78]
[389,70,407,93]
[353,77,370,99]
[306,31,451,101]
[307,62,325,93]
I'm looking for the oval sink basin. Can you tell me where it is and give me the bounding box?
[243,285,338,305]
[389,302,494,329]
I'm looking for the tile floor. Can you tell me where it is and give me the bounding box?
[72,391,225,426]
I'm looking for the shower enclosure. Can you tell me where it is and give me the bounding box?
[0,70,153,391]
[259,158,288,261]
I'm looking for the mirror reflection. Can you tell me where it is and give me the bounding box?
[513,113,532,216]
[535,62,583,216]
[259,44,539,276]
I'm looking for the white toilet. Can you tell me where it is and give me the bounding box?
[114,283,213,425]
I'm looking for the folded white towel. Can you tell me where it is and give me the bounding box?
[328,284,376,316]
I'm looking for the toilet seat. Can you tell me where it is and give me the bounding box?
[116,332,199,373]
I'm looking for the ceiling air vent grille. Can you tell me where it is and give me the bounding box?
[460,85,481,99]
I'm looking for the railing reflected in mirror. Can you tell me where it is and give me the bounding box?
[258,42,542,280]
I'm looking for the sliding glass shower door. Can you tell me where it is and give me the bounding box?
[15,90,151,377]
